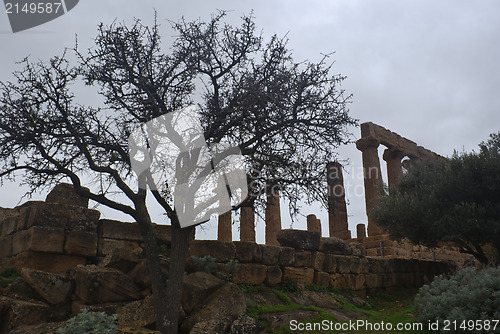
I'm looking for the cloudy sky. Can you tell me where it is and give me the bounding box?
[1,0,499,243]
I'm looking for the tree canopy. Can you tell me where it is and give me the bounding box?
[0,12,355,333]
[372,132,500,264]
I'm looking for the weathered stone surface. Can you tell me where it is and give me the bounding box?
[99,247,140,273]
[325,309,369,321]
[6,321,66,334]
[20,268,72,305]
[181,283,246,333]
[73,265,141,304]
[1,215,19,237]
[240,204,256,243]
[0,235,13,258]
[261,245,280,265]
[331,273,366,290]
[313,271,330,287]
[306,214,321,233]
[189,240,236,262]
[264,266,282,286]
[72,300,126,316]
[12,251,86,274]
[45,183,89,208]
[319,237,353,255]
[278,247,295,266]
[229,314,266,334]
[282,267,314,284]
[259,310,320,330]
[311,252,325,271]
[127,258,169,290]
[327,162,351,240]
[287,291,341,309]
[182,272,225,314]
[218,211,232,242]
[232,263,267,285]
[356,224,367,238]
[322,254,337,273]
[12,227,65,255]
[117,295,156,328]
[277,229,321,251]
[0,296,51,332]
[98,219,142,241]
[64,230,98,257]
[98,238,142,257]
[294,251,312,267]
[234,241,262,263]
[265,187,281,246]
[190,316,233,334]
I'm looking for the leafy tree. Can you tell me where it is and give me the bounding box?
[0,13,355,333]
[372,132,500,265]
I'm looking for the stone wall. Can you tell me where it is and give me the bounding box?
[188,239,455,295]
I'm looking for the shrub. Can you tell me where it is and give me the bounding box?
[191,255,216,274]
[415,267,500,333]
[56,309,117,334]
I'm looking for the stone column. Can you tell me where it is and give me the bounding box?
[240,203,256,242]
[326,162,351,240]
[356,136,383,236]
[217,211,232,242]
[383,148,405,190]
[306,214,322,234]
[265,184,281,246]
[356,223,366,239]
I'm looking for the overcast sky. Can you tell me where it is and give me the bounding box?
[1,0,499,243]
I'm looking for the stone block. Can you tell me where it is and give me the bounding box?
[364,274,384,289]
[294,251,312,267]
[65,231,98,257]
[182,272,225,314]
[12,227,64,255]
[0,235,13,258]
[98,220,142,242]
[45,183,89,208]
[0,296,51,332]
[322,254,337,273]
[99,247,140,273]
[74,265,141,304]
[265,266,282,286]
[335,255,354,274]
[282,267,314,284]
[232,263,268,285]
[189,240,236,262]
[72,300,126,316]
[279,247,295,266]
[97,238,142,257]
[319,237,353,255]
[12,251,86,274]
[313,271,330,287]
[311,252,325,271]
[261,245,280,265]
[277,229,321,251]
[358,257,369,274]
[154,223,174,244]
[20,268,73,305]
[1,216,19,236]
[234,241,262,263]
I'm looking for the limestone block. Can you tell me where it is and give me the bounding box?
[0,296,51,332]
[64,230,98,257]
[182,272,225,314]
[311,252,325,271]
[1,216,19,236]
[98,220,142,242]
[27,202,100,232]
[117,295,156,328]
[98,247,140,273]
[278,247,295,266]
[20,268,72,305]
[12,251,86,274]
[319,237,353,255]
[277,229,321,251]
[0,235,13,258]
[12,227,64,255]
[322,254,337,273]
[358,257,369,274]
[74,265,141,304]
[189,240,236,262]
[45,183,89,208]
[232,263,268,285]
[261,245,280,265]
[313,271,330,287]
[364,274,384,289]
[335,255,354,274]
[265,266,282,286]
[234,241,262,263]
[294,251,312,268]
[282,267,314,284]
[97,238,142,257]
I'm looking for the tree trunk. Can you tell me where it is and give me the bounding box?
[164,224,193,333]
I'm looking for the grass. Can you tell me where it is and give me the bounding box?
[0,266,19,288]
[244,285,427,334]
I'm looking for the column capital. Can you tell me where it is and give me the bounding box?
[356,136,380,151]
[382,147,406,162]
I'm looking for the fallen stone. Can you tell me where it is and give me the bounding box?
[182,272,225,314]
[245,291,285,306]
[6,321,66,334]
[72,300,126,316]
[259,310,320,329]
[229,314,266,334]
[45,183,89,208]
[189,316,233,334]
[127,258,169,290]
[12,251,86,275]
[73,265,141,304]
[0,296,51,332]
[277,230,321,251]
[181,283,246,333]
[99,247,140,273]
[20,268,72,305]
[117,295,156,328]
[98,238,143,257]
[319,237,353,255]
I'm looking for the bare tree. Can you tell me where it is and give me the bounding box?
[0,12,355,333]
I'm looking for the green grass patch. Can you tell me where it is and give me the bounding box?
[0,267,19,288]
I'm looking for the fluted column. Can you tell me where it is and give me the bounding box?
[326,162,351,240]
[356,136,383,236]
[217,176,232,242]
[265,184,281,246]
[240,203,256,242]
[383,148,405,191]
